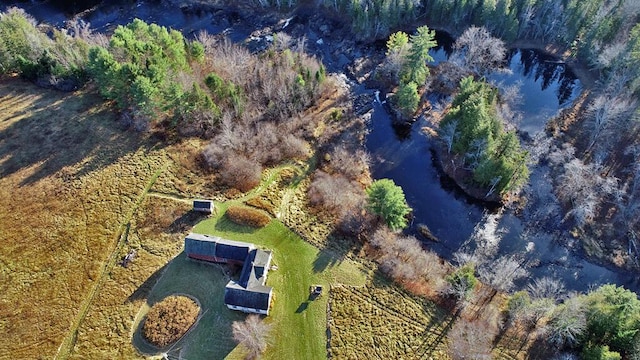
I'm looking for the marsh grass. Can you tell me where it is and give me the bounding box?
[0,77,192,359]
[328,279,452,359]
[0,77,158,358]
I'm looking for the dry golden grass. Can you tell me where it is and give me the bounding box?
[328,280,452,359]
[0,77,192,359]
[143,295,200,348]
[68,196,192,359]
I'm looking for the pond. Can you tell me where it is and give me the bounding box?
[365,42,639,293]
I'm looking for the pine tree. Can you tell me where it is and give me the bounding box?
[366,179,412,231]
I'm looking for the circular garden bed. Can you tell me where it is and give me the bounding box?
[142,295,200,348]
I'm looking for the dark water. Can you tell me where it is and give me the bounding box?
[490,49,582,134]
[366,48,639,293]
[1,0,252,42]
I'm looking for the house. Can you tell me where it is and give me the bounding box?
[185,233,254,265]
[184,233,274,315]
[224,248,273,315]
[193,199,214,214]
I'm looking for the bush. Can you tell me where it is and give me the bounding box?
[308,171,363,212]
[142,295,200,348]
[218,156,262,192]
[226,206,271,228]
[324,145,371,181]
[582,345,621,360]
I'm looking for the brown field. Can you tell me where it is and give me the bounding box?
[328,280,452,359]
[0,76,206,359]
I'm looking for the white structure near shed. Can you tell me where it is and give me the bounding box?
[193,199,214,214]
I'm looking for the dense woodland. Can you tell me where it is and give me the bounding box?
[2,1,640,359]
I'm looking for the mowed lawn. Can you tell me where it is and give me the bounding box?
[137,203,367,360]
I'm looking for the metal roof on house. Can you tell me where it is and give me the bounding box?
[184,233,255,262]
[238,249,272,289]
[183,234,273,313]
[224,285,272,311]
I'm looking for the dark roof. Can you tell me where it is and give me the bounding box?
[193,200,213,209]
[238,249,272,288]
[184,233,255,262]
[224,285,272,311]
[225,249,273,311]
[183,234,274,312]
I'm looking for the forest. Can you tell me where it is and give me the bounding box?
[0,0,639,359]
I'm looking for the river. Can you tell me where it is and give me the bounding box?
[366,43,639,293]
[3,0,638,293]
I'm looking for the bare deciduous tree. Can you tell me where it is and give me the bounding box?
[477,255,528,294]
[556,158,619,227]
[546,296,587,348]
[527,277,566,303]
[451,26,508,76]
[447,318,494,360]
[584,94,636,153]
[326,145,371,181]
[370,227,447,295]
[232,315,272,360]
[308,171,364,212]
[440,120,458,154]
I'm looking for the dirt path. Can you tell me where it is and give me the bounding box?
[55,161,169,360]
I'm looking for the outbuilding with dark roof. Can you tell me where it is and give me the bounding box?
[193,199,214,214]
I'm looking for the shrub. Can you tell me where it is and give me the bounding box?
[325,145,371,181]
[308,171,363,212]
[226,206,271,228]
[445,264,478,301]
[142,295,200,348]
[218,156,262,192]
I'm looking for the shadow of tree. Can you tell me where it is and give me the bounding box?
[126,261,172,304]
[167,210,208,234]
[214,213,260,234]
[312,229,363,273]
[0,81,166,186]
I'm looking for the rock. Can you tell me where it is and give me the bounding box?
[418,223,439,242]
[319,24,329,34]
[316,38,324,45]
[337,54,351,69]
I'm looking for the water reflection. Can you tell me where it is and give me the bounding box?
[367,46,637,293]
[507,48,580,106]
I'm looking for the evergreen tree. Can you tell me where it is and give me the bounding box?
[439,76,529,195]
[395,81,419,119]
[366,179,412,231]
[401,26,437,85]
[583,285,640,355]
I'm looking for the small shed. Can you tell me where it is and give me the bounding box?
[193,199,214,214]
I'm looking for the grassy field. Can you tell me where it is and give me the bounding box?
[0,76,171,359]
[328,280,452,359]
[152,203,367,360]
